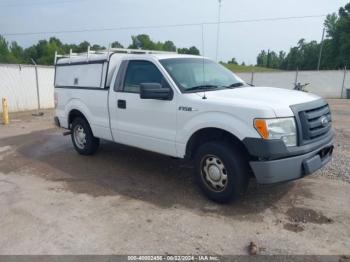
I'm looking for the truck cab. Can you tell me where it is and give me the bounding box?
[54,48,334,203]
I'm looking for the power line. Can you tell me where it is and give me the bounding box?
[1,14,326,37]
[0,0,88,7]
[220,14,326,24]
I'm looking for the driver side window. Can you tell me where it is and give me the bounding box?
[123,60,167,93]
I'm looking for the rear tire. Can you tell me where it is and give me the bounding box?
[194,141,249,203]
[71,117,100,155]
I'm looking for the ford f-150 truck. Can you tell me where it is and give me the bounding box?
[54,48,334,202]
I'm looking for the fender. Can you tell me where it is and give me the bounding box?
[176,111,260,158]
[64,98,94,128]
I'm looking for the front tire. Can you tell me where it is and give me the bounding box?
[194,141,249,203]
[71,117,100,155]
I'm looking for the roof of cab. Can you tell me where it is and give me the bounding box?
[149,53,203,60]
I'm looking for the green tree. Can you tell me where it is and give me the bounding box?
[257,50,267,67]
[163,41,176,52]
[111,41,124,48]
[257,50,284,69]
[178,46,200,55]
[76,41,90,53]
[10,41,24,63]
[0,35,19,63]
[335,3,350,67]
[91,44,106,51]
[227,57,238,65]
[128,34,155,50]
[325,13,338,38]
[128,34,199,54]
[0,34,201,65]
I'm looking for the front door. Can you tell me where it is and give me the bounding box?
[109,59,178,156]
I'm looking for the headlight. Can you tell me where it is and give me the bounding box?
[254,117,297,147]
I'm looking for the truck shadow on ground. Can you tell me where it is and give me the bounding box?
[0,129,297,219]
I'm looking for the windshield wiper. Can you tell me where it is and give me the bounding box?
[224,82,245,88]
[185,85,219,92]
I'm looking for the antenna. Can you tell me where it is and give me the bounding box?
[201,23,207,100]
[215,0,222,62]
[69,49,72,64]
[135,36,142,50]
[87,45,90,62]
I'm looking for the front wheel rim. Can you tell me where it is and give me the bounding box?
[73,125,87,149]
[200,155,228,192]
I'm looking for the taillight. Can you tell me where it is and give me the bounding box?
[54,92,58,108]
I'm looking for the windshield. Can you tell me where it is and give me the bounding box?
[160,58,245,93]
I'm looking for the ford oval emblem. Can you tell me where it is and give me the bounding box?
[320,116,329,127]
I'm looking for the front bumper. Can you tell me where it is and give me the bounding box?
[249,142,333,184]
[243,131,334,184]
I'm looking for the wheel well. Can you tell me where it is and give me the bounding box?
[185,128,249,160]
[68,109,88,129]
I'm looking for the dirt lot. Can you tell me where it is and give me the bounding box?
[0,100,349,255]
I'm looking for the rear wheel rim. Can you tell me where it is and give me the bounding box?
[73,125,87,149]
[200,155,228,192]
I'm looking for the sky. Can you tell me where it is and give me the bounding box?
[0,0,349,65]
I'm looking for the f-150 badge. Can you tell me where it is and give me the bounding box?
[179,106,197,112]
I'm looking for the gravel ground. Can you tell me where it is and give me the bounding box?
[318,99,350,183]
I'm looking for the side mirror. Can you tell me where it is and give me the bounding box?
[140,83,173,100]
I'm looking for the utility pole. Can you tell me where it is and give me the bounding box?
[294,67,299,87]
[215,0,222,62]
[317,27,325,71]
[31,58,44,116]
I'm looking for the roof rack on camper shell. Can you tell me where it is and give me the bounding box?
[54,46,177,65]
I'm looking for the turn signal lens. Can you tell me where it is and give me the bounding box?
[254,119,269,139]
[253,118,297,147]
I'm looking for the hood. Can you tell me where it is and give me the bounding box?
[201,86,321,117]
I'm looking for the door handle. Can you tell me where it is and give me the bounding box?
[117,99,126,109]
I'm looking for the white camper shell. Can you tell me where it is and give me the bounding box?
[55,48,177,90]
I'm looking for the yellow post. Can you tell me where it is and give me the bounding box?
[2,98,9,125]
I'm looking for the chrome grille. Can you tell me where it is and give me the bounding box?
[299,103,332,143]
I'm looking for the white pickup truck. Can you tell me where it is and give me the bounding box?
[54,48,334,202]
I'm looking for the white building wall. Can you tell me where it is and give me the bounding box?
[0,64,54,112]
[237,70,349,99]
[37,66,55,109]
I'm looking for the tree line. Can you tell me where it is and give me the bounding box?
[256,2,350,70]
[0,34,200,65]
